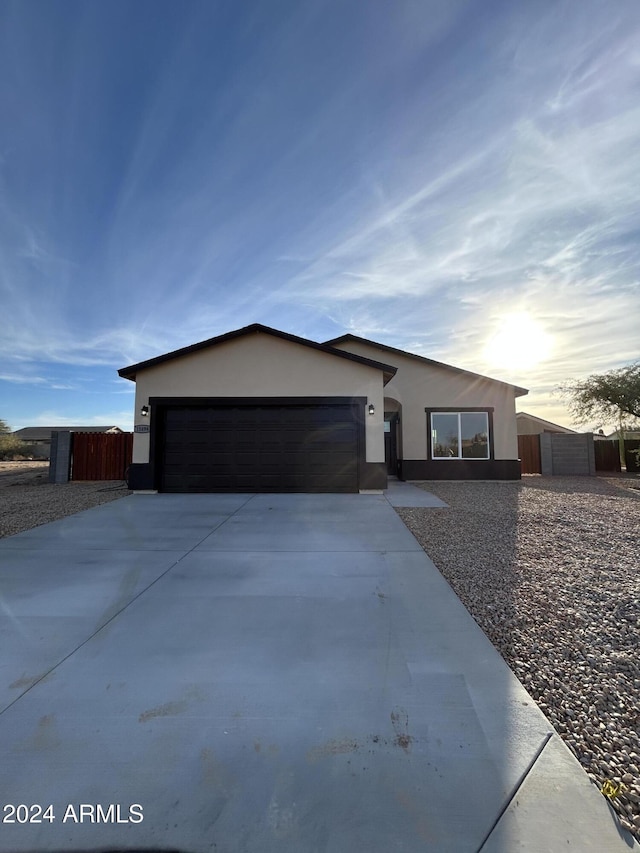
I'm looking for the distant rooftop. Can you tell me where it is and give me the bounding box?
[13,426,123,442]
[606,427,640,440]
[516,412,576,434]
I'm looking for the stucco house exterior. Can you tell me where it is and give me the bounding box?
[118,323,527,492]
[326,334,528,482]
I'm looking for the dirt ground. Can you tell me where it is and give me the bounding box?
[0,461,131,538]
[0,460,50,473]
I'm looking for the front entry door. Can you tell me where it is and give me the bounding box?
[384,414,398,476]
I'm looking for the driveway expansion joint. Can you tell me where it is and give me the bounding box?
[0,495,258,718]
[476,731,554,852]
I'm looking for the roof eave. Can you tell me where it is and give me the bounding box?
[325,333,529,397]
[118,323,397,383]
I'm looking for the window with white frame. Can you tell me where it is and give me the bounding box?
[431,411,489,459]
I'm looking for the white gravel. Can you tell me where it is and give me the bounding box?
[397,475,640,839]
[0,462,131,538]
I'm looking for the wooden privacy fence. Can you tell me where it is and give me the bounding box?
[70,432,133,481]
[594,440,621,473]
[518,434,541,474]
[519,435,635,475]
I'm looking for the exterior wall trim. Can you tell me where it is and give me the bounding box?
[127,462,155,490]
[149,396,370,406]
[402,458,521,480]
[359,462,387,490]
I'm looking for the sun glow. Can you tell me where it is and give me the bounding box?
[483,312,553,371]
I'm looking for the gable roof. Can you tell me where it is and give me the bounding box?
[516,412,576,433]
[324,334,529,397]
[119,323,398,384]
[14,426,123,441]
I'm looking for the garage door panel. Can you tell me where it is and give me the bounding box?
[282,434,314,450]
[286,410,311,426]
[256,438,283,450]
[308,459,355,476]
[236,433,260,446]
[252,456,282,476]
[234,451,260,466]
[162,474,212,493]
[208,409,234,425]
[195,442,236,455]
[233,440,260,453]
[208,476,237,490]
[159,403,360,493]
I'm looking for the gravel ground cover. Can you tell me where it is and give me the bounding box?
[0,462,131,538]
[397,475,640,840]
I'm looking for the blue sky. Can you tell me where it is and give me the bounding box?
[2,0,639,432]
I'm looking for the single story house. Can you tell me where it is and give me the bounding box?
[606,428,640,441]
[12,426,123,459]
[516,412,576,436]
[118,323,528,493]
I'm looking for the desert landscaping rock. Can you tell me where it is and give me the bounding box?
[397,475,640,844]
[0,461,131,538]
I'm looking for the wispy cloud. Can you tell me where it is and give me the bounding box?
[0,373,49,386]
[31,410,133,429]
[0,0,638,429]
[265,4,640,398]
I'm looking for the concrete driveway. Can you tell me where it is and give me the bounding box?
[0,489,635,852]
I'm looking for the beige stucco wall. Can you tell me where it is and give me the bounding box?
[332,340,521,460]
[130,332,385,464]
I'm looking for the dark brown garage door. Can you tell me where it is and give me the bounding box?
[158,403,360,493]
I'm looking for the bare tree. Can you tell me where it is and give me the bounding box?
[559,363,640,466]
[558,362,640,426]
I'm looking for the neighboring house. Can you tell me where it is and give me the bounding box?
[516,412,577,436]
[12,426,123,459]
[118,323,528,493]
[606,428,640,440]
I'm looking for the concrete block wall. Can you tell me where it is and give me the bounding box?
[540,432,596,476]
[48,431,72,484]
